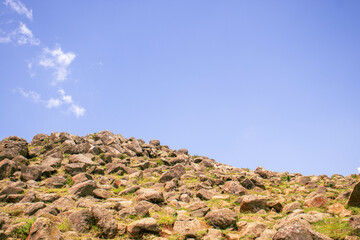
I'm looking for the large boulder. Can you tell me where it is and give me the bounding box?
[31,133,49,146]
[136,188,164,203]
[27,217,63,240]
[127,218,160,238]
[304,194,327,208]
[348,182,360,207]
[69,180,97,197]
[68,209,94,233]
[173,215,206,238]
[21,166,42,181]
[69,154,98,166]
[91,205,118,238]
[0,136,28,160]
[205,208,237,228]
[273,220,332,240]
[0,159,17,179]
[223,181,247,195]
[239,195,268,213]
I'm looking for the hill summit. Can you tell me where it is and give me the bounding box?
[0,131,359,239]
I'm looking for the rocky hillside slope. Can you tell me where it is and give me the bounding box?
[0,131,360,240]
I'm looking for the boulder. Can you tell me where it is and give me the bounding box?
[136,188,164,203]
[273,220,332,240]
[304,194,327,208]
[240,221,267,238]
[205,208,237,228]
[0,136,28,160]
[134,201,154,217]
[127,218,160,238]
[69,154,98,166]
[64,163,86,176]
[223,181,247,195]
[27,217,63,240]
[196,189,214,200]
[69,180,97,197]
[239,195,268,213]
[0,159,17,179]
[21,166,42,181]
[24,202,46,216]
[173,216,206,238]
[348,181,360,207]
[68,209,94,233]
[283,201,301,214]
[45,175,67,188]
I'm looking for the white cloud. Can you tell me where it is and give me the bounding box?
[4,0,33,20]
[16,22,40,45]
[0,22,40,45]
[46,98,62,108]
[39,47,76,84]
[18,88,86,118]
[18,88,41,103]
[58,89,73,103]
[69,104,86,118]
[358,167,360,174]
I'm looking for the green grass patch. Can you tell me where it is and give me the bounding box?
[10,218,36,239]
[58,218,71,232]
[313,217,360,239]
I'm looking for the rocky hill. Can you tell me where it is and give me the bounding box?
[0,131,359,240]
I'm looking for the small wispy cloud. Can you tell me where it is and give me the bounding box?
[358,167,360,174]
[17,88,86,118]
[0,22,40,46]
[18,88,41,103]
[4,0,33,20]
[39,47,76,84]
[16,22,39,45]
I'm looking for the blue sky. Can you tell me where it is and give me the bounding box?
[1,1,360,176]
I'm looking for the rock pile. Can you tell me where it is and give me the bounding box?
[0,131,359,239]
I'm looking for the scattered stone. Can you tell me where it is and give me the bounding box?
[69,180,97,197]
[27,217,62,240]
[68,209,94,233]
[239,195,268,213]
[348,182,360,207]
[205,208,237,228]
[127,218,160,237]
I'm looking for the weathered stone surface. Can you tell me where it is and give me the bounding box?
[196,189,214,200]
[93,189,111,199]
[283,201,301,214]
[27,217,63,240]
[127,218,160,237]
[223,181,247,195]
[348,182,360,207]
[24,202,46,216]
[64,163,86,176]
[239,195,268,213]
[205,208,237,228]
[0,159,17,179]
[68,209,94,233]
[0,136,28,161]
[21,166,42,181]
[173,216,206,238]
[304,194,327,208]
[134,201,154,217]
[69,180,97,197]
[69,154,98,166]
[137,188,164,203]
[240,221,267,238]
[72,172,93,184]
[45,175,67,188]
[273,220,332,240]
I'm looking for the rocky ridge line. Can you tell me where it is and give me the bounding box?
[0,130,359,240]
